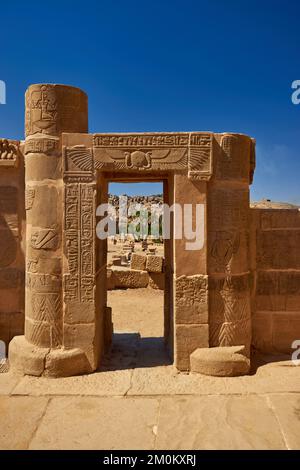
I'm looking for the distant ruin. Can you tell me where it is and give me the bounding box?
[0,84,299,378]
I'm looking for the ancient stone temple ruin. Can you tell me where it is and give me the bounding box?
[0,84,299,377]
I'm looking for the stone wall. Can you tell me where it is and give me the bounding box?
[0,139,25,352]
[250,208,300,354]
[2,144,300,362]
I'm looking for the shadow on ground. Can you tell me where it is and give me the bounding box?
[99,333,172,371]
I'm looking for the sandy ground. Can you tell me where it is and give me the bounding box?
[108,288,164,337]
[1,288,300,450]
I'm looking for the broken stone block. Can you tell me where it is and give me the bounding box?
[111,268,149,289]
[190,345,250,377]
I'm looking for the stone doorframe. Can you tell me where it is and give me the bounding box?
[9,84,256,377]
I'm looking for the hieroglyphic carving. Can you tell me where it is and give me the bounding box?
[93,133,188,171]
[210,231,240,273]
[30,228,59,250]
[25,189,36,210]
[80,185,95,278]
[0,139,21,167]
[188,133,212,180]
[64,275,79,303]
[25,137,59,155]
[26,85,58,136]
[80,277,94,303]
[94,133,189,147]
[26,273,61,292]
[25,84,88,137]
[63,183,95,303]
[175,275,208,324]
[27,258,39,273]
[176,275,208,307]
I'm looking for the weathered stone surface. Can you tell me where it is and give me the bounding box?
[272,312,300,354]
[175,274,208,324]
[63,322,96,369]
[257,229,300,269]
[44,348,92,377]
[252,312,273,353]
[28,397,158,450]
[175,324,208,371]
[0,396,49,450]
[111,268,149,289]
[155,396,286,449]
[130,253,147,270]
[190,345,250,376]
[146,255,163,273]
[268,394,300,450]
[255,270,300,311]
[9,336,49,376]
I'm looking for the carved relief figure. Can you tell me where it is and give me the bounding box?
[210,231,240,273]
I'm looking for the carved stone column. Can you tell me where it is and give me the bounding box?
[207,134,255,357]
[9,84,89,376]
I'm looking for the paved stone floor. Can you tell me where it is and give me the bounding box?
[1,289,300,450]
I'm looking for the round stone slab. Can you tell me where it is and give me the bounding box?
[190,345,250,377]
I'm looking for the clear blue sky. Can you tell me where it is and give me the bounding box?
[1,0,299,202]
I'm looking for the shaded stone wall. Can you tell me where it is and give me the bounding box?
[250,208,300,353]
[0,140,25,351]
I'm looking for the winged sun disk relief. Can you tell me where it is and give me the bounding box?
[66,145,188,172]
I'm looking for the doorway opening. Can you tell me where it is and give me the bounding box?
[102,181,172,370]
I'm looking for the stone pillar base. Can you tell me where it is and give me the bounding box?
[9,336,92,377]
[190,345,250,377]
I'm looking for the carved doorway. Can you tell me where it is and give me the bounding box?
[96,176,174,370]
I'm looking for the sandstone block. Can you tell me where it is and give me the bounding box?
[175,324,208,371]
[146,255,163,273]
[44,348,92,377]
[130,253,147,270]
[257,229,300,269]
[272,312,300,354]
[9,335,49,376]
[175,274,208,324]
[111,268,149,289]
